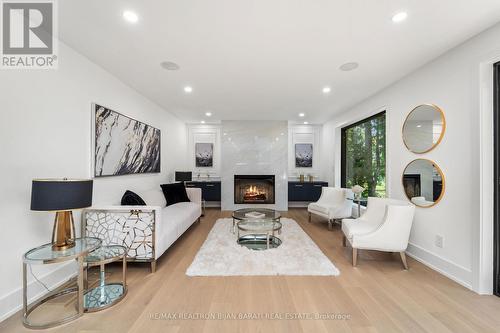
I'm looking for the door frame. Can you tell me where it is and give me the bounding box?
[494,62,500,296]
[477,55,500,295]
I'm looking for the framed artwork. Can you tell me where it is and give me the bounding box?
[93,104,161,177]
[295,143,313,167]
[195,143,213,167]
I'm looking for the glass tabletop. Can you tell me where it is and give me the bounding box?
[24,237,102,264]
[232,208,281,220]
[84,245,126,264]
[237,219,282,232]
[348,197,368,202]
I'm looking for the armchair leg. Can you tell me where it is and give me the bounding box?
[308,212,311,223]
[151,260,157,273]
[342,235,347,247]
[328,220,333,230]
[399,252,409,270]
[352,248,358,267]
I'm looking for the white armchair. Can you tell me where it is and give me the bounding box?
[308,187,353,230]
[341,197,415,269]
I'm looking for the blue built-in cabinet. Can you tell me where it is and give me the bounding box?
[288,181,329,202]
[185,181,221,201]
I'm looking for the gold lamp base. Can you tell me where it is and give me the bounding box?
[51,211,76,251]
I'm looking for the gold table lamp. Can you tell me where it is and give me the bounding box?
[31,179,93,251]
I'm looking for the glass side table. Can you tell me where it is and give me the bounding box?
[22,237,101,329]
[83,245,127,312]
[349,197,368,217]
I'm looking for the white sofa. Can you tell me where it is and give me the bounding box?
[341,197,415,269]
[83,187,202,272]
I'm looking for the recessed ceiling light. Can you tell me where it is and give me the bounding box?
[280,132,285,136]
[416,124,422,128]
[205,112,212,117]
[322,87,331,94]
[340,62,359,71]
[298,113,305,117]
[160,61,180,70]
[392,11,408,23]
[303,121,309,125]
[123,10,139,23]
[184,86,193,93]
[201,120,205,124]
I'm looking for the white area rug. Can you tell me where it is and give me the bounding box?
[186,218,340,276]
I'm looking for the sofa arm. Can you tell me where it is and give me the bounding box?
[186,187,202,205]
[82,206,160,262]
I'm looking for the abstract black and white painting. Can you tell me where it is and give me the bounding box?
[295,143,313,167]
[94,104,161,177]
[195,143,213,167]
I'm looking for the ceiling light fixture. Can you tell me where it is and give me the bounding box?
[123,10,139,23]
[184,86,193,93]
[339,62,359,71]
[303,121,309,125]
[201,120,205,124]
[298,113,305,117]
[160,61,180,70]
[205,112,212,117]
[392,11,408,23]
[322,87,331,94]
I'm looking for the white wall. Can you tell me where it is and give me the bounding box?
[323,23,500,291]
[0,42,187,321]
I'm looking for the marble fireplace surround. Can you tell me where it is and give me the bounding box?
[221,121,288,211]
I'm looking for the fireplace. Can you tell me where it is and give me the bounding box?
[234,175,275,204]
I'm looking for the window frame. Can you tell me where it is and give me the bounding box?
[340,111,387,195]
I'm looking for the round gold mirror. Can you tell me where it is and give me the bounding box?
[402,159,445,208]
[402,104,445,154]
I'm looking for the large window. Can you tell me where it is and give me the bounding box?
[341,111,386,198]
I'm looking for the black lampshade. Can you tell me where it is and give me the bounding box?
[175,171,192,182]
[31,179,93,211]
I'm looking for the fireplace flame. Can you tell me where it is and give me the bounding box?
[244,185,267,201]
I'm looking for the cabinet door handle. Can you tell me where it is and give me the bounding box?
[295,185,303,187]
[206,184,215,187]
[314,185,322,187]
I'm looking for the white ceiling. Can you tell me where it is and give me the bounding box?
[59,0,500,123]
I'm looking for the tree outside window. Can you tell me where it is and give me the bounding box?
[341,112,386,199]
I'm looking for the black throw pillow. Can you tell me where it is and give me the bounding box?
[160,183,190,206]
[121,190,146,206]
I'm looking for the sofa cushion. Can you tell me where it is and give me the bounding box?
[139,189,166,207]
[121,190,146,206]
[161,183,190,207]
[156,202,201,256]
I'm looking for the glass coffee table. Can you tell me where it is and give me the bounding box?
[237,219,282,250]
[231,208,281,234]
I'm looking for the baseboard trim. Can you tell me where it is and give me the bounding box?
[0,262,76,323]
[406,242,472,290]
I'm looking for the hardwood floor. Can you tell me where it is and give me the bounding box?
[2,208,500,332]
